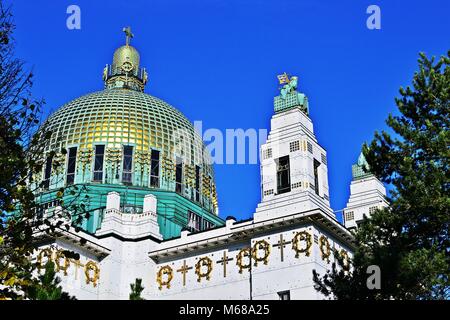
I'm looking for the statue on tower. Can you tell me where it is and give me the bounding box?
[277,73,298,99]
[273,72,308,115]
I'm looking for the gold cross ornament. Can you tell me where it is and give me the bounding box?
[273,234,292,262]
[216,251,234,278]
[123,26,134,46]
[176,260,192,286]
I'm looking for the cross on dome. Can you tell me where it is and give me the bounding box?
[123,26,134,46]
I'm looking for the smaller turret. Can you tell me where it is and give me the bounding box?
[103,26,148,92]
[343,152,389,230]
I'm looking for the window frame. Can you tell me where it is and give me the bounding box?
[150,149,160,188]
[66,146,78,185]
[278,290,290,300]
[93,144,105,183]
[122,145,134,185]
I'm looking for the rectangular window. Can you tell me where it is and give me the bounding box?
[195,165,201,202]
[122,146,133,184]
[93,145,105,182]
[345,211,354,221]
[313,159,320,196]
[187,211,213,232]
[150,149,160,188]
[175,157,183,194]
[276,156,291,194]
[66,147,77,185]
[262,148,272,160]
[321,153,327,165]
[42,155,53,190]
[307,141,313,154]
[289,140,300,152]
[278,291,290,300]
[187,211,199,231]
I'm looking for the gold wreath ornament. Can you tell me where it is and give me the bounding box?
[236,248,252,273]
[252,240,271,266]
[55,250,70,276]
[195,257,213,282]
[84,261,100,287]
[157,265,173,290]
[340,249,350,271]
[319,235,331,263]
[37,248,53,270]
[292,231,312,258]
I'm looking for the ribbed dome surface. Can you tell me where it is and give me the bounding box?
[42,88,218,214]
[45,89,202,156]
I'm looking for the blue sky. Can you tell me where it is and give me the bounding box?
[10,0,449,221]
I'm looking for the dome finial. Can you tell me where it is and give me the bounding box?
[102,27,148,91]
[123,26,134,46]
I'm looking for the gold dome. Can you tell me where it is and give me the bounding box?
[42,88,218,214]
[34,26,220,238]
[112,45,140,71]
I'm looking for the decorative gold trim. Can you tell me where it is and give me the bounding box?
[79,148,93,171]
[157,265,173,290]
[236,248,252,273]
[252,240,271,266]
[54,250,70,276]
[195,257,213,282]
[340,249,350,271]
[84,261,100,287]
[292,231,312,258]
[319,235,331,263]
[37,249,53,270]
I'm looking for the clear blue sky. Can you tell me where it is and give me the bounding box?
[10,0,449,222]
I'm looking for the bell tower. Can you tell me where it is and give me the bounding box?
[343,153,389,229]
[254,74,334,222]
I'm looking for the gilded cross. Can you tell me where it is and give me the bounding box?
[216,251,234,278]
[176,260,192,286]
[273,234,291,262]
[123,26,134,46]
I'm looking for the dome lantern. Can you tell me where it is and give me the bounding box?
[103,26,148,92]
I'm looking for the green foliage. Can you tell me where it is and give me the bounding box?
[0,2,86,299]
[129,278,145,300]
[26,261,76,300]
[313,51,449,300]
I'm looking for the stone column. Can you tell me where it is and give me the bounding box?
[106,192,120,210]
[143,193,157,213]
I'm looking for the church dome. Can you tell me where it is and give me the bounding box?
[35,28,220,237]
[44,88,208,167]
[42,88,217,213]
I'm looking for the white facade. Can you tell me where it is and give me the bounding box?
[33,83,385,300]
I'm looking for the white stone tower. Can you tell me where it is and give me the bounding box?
[255,74,333,222]
[343,153,389,229]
